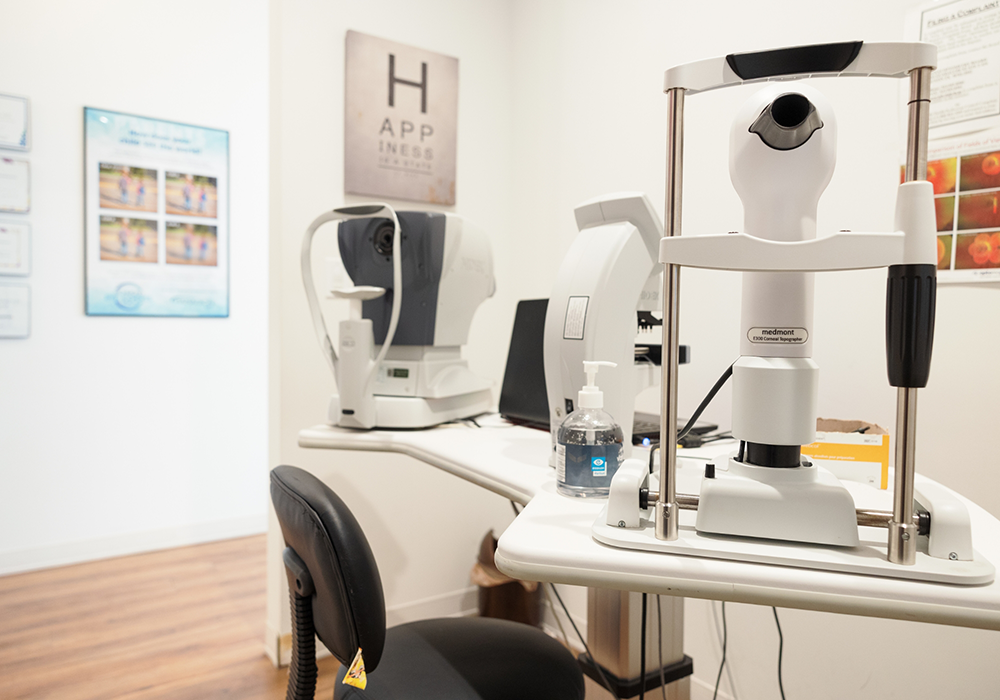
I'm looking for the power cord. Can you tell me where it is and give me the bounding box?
[712,601,727,700]
[510,500,620,700]
[640,593,647,700]
[647,361,735,473]
[773,607,786,700]
[548,581,621,700]
[656,596,667,700]
[679,362,734,441]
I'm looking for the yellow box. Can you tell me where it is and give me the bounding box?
[801,420,890,489]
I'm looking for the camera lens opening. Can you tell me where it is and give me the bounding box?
[771,94,812,129]
[373,223,395,256]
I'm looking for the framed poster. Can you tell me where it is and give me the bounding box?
[344,31,458,205]
[84,108,229,316]
[905,0,1000,282]
[0,94,29,151]
[0,221,30,276]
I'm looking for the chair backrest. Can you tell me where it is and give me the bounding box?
[270,465,387,671]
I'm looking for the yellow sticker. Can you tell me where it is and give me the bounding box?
[343,647,367,690]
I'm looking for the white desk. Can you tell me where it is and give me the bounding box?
[300,413,1000,632]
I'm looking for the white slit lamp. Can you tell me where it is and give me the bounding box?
[301,203,496,430]
[600,40,995,585]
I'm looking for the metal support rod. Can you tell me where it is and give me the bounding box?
[889,387,920,564]
[656,87,685,541]
[888,66,932,566]
[647,491,922,530]
[904,67,932,182]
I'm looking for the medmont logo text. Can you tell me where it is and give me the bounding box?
[747,327,808,344]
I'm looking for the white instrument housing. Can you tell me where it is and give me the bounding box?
[544,193,664,462]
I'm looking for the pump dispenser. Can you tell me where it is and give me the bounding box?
[577,360,612,409]
[556,361,624,498]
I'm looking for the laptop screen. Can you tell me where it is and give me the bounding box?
[498,299,550,427]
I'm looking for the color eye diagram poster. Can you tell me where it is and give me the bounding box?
[84,108,228,316]
[904,0,1000,282]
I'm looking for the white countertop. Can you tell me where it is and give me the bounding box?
[300,414,1000,630]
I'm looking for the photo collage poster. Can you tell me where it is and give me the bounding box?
[84,108,229,316]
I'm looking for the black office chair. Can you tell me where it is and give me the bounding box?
[270,465,586,700]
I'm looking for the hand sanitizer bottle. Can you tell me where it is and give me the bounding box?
[556,361,624,498]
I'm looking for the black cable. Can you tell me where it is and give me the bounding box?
[678,363,734,442]
[712,601,727,700]
[548,582,621,700]
[773,607,786,700]
[645,361,735,475]
[640,593,647,700]
[656,596,667,700]
[511,499,619,700]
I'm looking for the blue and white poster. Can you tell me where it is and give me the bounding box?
[84,108,229,316]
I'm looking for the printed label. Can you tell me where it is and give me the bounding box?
[591,456,607,477]
[747,327,808,344]
[563,296,589,340]
[558,442,621,488]
[343,648,367,690]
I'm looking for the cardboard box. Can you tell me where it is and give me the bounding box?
[801,419,890,489]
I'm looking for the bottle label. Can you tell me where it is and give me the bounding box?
[558,442,622,488]
[591,456,607,477]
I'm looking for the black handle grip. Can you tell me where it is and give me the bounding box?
[726,42,863,81]
[886,264,936,388]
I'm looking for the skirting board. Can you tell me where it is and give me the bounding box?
[264,582,591,667]
[266,585,481,667]
[0,514,268,576]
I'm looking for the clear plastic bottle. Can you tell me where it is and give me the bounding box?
[556,361,624,498]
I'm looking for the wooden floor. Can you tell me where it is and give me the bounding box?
[0,535,340,700]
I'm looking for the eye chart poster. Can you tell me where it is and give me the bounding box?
[344,31,458,205]
[84,108,228,316]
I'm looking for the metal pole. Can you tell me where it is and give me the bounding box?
[888,387,919,564]
[655,87,684,541]
[648,490,924,529]
[888,66,932,566]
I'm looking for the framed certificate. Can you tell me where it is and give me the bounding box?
[0,94,30,152]
[0,283,30,338]
[0,157,30,213]
[0,221,30,276]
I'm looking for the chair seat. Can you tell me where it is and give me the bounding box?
[334,617,585,700]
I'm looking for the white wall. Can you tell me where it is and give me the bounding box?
[267,0,535,658]
[507,1,1000,698]
[0,0,271,574]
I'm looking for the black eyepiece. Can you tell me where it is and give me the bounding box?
[373,223,395,256]
[770,93,812,128]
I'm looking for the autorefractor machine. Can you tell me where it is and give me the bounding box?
[599,41,995,586]
[301,204,495,430]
